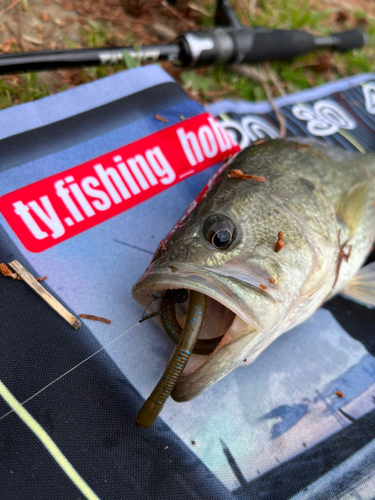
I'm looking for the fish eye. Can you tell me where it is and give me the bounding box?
[203,215,236,250]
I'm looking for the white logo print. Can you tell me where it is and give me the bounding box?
[363,81,375,114]
[292,99,356,136]
[219,115,279,149]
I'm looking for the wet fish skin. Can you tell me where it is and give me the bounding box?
[133,139,375,402]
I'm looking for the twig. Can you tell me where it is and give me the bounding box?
[17,1,25,51]
[187,2,210,16]
[258,68,286,138]
[5,21,18,39]
[0,262,46,281]
[249,0,257,19]
[22,34,44,45]
[8,260,81,330]
[231,64,286,138]
[0,0,22,16]
[228,169,265,181]
[154,114,169,123]
[264,62,286,97]
[161,0,193,27]
[79,314,111,324]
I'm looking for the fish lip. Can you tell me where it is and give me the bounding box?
[133,262,280,401]
[132,262,279,333]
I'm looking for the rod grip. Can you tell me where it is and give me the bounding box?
[242,29,315,63]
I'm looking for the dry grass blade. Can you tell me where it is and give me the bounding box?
[17,1,25,51]
[154,114,169,123]
[231,64,287,139]
[264,62,286,97]
[161,0,192,27]
[0,0,21,16]
[228,169,265,181]
[79,314,111,324]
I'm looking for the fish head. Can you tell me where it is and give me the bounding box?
[132,143,319,401]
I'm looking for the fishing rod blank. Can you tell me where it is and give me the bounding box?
[0,44,180,74]
[0,27,366,75]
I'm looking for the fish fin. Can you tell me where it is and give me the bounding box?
[336,181,371,236]
[341,262,375,307]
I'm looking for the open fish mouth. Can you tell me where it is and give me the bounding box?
[132,262,279,414]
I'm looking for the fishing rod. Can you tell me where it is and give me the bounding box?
[0,0,367,74]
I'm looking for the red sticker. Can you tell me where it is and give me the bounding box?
[0,113,239,253]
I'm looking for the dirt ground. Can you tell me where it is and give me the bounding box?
[0,0,372,97]
[0,0,198,89]
[1,0,371,51]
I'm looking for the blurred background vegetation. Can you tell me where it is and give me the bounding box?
[0,0,373,108]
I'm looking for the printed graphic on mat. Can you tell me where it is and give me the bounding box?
[0,113,237,252]
[0,71,375,499]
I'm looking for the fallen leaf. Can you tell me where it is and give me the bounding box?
[0,263,20,280]
[336,10,350,24]
[314,53,333,73]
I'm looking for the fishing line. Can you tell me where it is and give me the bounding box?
[139,289,189,323]
[0,321,140,422]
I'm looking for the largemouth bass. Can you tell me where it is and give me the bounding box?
[132,139,375,425]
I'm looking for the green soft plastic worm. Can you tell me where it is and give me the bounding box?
[136,291,206,428]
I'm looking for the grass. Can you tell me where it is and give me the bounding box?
[0,0,374,109]
[0,73,50,109]
[181,0,375,102]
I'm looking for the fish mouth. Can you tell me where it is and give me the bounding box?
[132,262,279,401]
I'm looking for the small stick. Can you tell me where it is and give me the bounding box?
[154,114,169,123]
[79,314,111,324]
[0,262,46,281]
[161,0,192,27]
[264,62,286,97]
[17,1,25,51]
[0,0,21,16]
[249,0,257,19]
[228,169,265,181]
[231,64,286,138]
[8,260,81,330]
[253,139,265,146]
